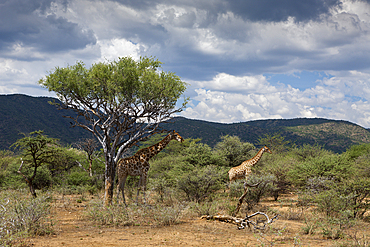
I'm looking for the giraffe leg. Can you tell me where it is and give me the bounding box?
[136,175,143,205]
[117,175,128,206]
[141,174,147,205]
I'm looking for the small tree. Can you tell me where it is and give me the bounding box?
[258,133,292,154]
[213,135,255,167]
[11,131,60,198]
[75,138,98,177]
[39,56,188,206]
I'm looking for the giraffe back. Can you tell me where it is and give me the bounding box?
[117,154,150,177]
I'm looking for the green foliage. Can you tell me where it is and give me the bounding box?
[66,170,91,186]
[258,133,292,154]
[0,150,16,188]
[288,152,352,187]
[213,135,255,167]
[47,147,81,177]
[242,174,275,212]
[11,131,61,197]
[343,143,370,178]
[182,141,217,167]
[177,165,226,202]
[260,154,294,200]
[343,143,370,160]
[39,56,188,119]
[291,144,330,161]
[301,177,370,220]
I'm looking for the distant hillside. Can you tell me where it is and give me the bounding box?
[1,94,369,153]
[0,94,92,150]
[164,117,370,153]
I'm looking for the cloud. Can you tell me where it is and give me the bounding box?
[182,71,370,127]
[0,0,96,59]
[1,0,370,128]
[226,0,341,22]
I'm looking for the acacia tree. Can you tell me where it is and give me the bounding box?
[12,131,60,198]
[39,56,188,206]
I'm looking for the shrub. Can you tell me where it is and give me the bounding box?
[303,177,370,220]
[188,200,219,217]
[229,180,245,198]
[149,177,170,202]
[213,135,255,167]
[66,170,91,186]
[260,154,293,200]
[242,174,275,212]
[0,191,54,246]
[288,153,351,187]
[177,165,225,202]
[85,199,184,227]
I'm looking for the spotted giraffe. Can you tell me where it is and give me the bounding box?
[229,146,272,216]
[228,146,272,183]
[116,131,184,205]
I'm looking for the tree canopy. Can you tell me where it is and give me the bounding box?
[11,130,60,197]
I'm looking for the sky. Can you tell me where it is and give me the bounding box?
[1,0,370,128]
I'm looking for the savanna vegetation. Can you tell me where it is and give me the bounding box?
[1,131,370,246]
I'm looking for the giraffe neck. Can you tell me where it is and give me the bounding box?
[146,133,173,159]
[243,147,265,168]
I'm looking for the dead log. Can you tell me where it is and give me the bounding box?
[201,211,279,230]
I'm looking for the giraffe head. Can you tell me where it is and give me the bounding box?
[263,146,272,154]
[170,131,184,143]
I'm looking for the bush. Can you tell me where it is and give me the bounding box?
[66,170,91,186]
[288,153,351,187]
[213,135,255,167]
[229,180,245,198]
[2,161,52,190]
[0,191,54,246]
[260,154,293,200]
[177,165,226,202]
[242,174,275,212]
[302,177,370,220]
[85,199,184,227]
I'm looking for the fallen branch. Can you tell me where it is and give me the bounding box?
[201,211,279,230]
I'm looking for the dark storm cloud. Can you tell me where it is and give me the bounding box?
[117,0,342,22]
[225,0,342,22]
[0,0,96,57]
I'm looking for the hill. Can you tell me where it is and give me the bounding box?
[1,94,369,153]
[164,117,370,153]
[0,94,92,150]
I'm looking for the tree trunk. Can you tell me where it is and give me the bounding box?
[233,188,249,217]
[29,182,37,198]
[104,157,116,207]
[88,158,93,177]
[18,159,37,198]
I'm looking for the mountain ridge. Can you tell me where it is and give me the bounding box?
[1,94,369,153]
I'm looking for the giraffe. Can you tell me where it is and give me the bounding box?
[116,131,184,205]
[228,145,272,183]
[228,146,272,216]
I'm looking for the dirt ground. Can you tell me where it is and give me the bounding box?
[27,194,369,247]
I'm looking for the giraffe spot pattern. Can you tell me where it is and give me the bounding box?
[116,131,184,204]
